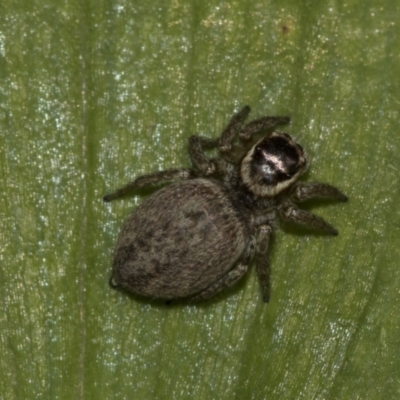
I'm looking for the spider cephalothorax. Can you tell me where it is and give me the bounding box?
[104,106,347,303]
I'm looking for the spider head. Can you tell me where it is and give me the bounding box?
[240,132,308,197]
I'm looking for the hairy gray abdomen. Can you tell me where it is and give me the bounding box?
[111,178,247,299]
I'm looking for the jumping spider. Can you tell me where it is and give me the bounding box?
[104,106,347,303]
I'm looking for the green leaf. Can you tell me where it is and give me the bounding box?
[1,0,399,399]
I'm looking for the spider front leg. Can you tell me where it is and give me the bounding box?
[189,106,251,173]
[239,114,290,141]
[189,136,219,175]
[103,168,195,202]
[278,199,339,235]
[191,238,256,301]
[218,106,291,162]
[218,105,251,152]
[290,182,348,203]
[256,225,273,303]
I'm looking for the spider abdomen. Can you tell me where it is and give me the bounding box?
[111,178,248,299]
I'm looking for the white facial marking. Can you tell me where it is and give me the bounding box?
[261,150,286,174]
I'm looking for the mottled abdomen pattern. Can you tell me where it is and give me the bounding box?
[111,179,247,299]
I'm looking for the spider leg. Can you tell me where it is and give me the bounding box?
[218,105,254,163]
[219,107,290,162]
[189,106,251,172]
[218,105,251,152]
[239,115,290,141]
[290,182,348,203]
[189,136,219,175]
[103,168,195,202]
[256,225,273,303]
[190,106,290,170]
[191,238,255,301]
[278,200,339,235]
